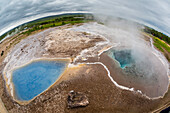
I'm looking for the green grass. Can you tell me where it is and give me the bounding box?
[153,36,170,52]
[0,13,94,42]
[21,20,91,36]
[153,43,164,52]
[144,26,170,44]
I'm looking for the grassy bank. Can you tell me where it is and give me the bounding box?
[22,20,91,36]
[153,37,170,52]
[146,34,170,61]
[0,13,94,42]
[148,34,170,53]
[144,26,170,45]
[143,26,170,61]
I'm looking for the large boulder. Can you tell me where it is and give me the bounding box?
[67,90,89,108]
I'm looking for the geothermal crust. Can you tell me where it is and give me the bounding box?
[69,22,169,98]
[3,24,107,102]
[1,22,169,110]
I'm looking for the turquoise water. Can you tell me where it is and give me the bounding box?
[106,49,134,68]
[12,60,68,101]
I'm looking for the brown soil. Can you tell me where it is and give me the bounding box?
[0,63,169,113]
[0,25,169,113]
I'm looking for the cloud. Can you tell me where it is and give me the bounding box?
[0,0,170,37]
[0,0,92,36]
[68,22,169,97]
[91,0,170,36]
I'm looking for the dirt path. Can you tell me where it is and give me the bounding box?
[0,97,8,113]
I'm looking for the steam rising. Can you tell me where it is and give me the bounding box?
[91,1,169,86]
[0,0,169,98]
[97,16,169,97]
[0,0,170,37]
[69,20,169,98]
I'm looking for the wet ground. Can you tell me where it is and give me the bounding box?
[100,51,169,98]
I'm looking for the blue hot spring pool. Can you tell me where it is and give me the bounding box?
[12,60,68,101]
[106,49,134,68]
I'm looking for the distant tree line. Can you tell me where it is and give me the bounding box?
[0,14,94,41]
[144,27,170,44]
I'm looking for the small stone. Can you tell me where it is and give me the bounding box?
[67,90,89,108]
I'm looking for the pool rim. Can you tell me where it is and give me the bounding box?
[7,57,71,105]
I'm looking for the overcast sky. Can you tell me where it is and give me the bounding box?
[0,0,170,36]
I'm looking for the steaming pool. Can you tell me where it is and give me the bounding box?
[12,60,68,101]
[105,47,169,98]
[106,49,134,69]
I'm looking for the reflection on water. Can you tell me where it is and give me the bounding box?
[12,60,68,101]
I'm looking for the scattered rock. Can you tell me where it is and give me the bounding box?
[1,51,4,56]
[67,90,89,108]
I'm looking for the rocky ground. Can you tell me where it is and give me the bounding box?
[0,23,169,113]
[2,24,105,100]
[1,64,170,113]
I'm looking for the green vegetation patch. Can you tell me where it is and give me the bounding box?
[0,13,94,42]
[153,43,164,52]
[144,27,170,45]
[153,36,170,52]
